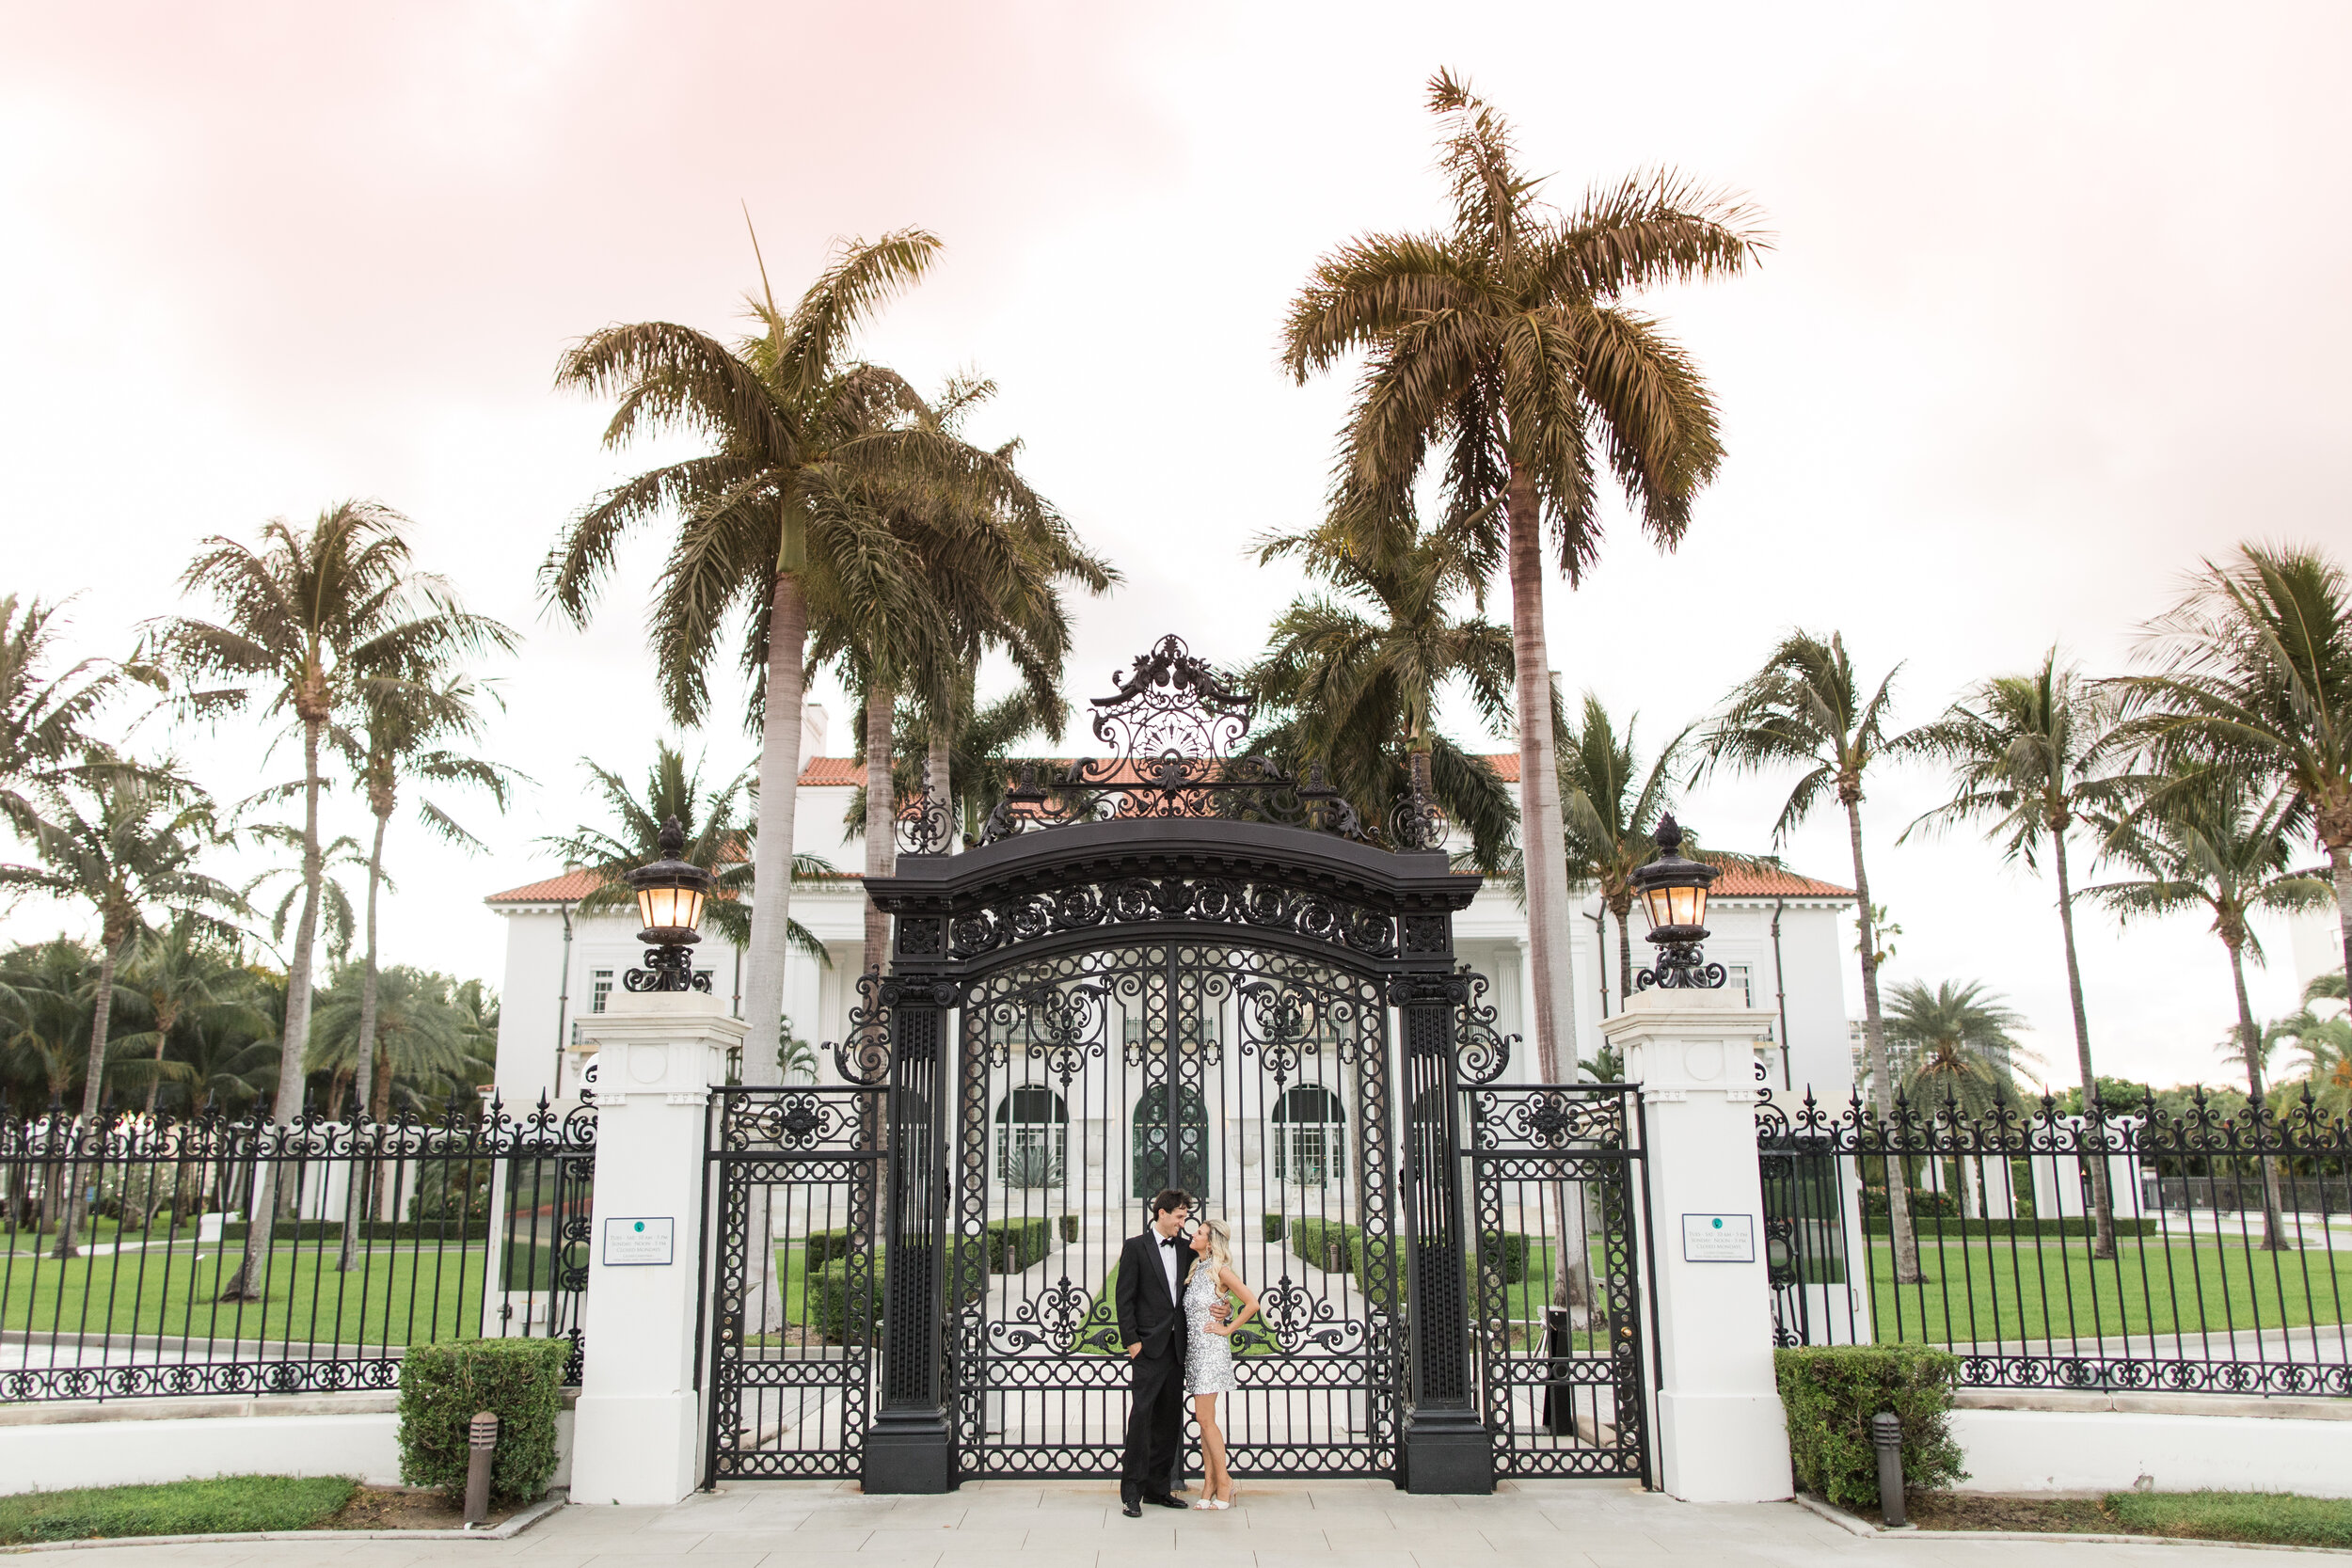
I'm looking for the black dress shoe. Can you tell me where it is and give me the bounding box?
[1121,1497,1142,1518]
[1145,1493,1189,1510]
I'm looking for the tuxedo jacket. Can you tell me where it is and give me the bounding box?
[1114,1228,1195,1359]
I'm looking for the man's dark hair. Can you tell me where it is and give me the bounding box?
[1150,1188,1192,1217]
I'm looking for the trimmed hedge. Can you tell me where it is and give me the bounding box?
[1291,1218,1362,1277]
[1862,1216,2158,1238]
[1861,1188,1961,1218]
[222,1220,490,1243]
[812,1256,885,1343]
[397,1337,570,1503]
[1477,1231,1532,1284]
[1774,1345,1967,1513]
[982,1218,1053,1272]
[1262,1212,1287,1243]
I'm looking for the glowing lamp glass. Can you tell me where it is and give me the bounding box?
[636,881,706,935]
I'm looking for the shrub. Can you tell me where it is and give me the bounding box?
[812,1256,885,1343]
[1262,1212,1286,1243]
[1860,1187,1961,1218]
[803,1227,854,1270]
[1477,1231,1532,1283]
[1774,1345,1967,1513]
[1290,1218,1362,1277]
[397,1337,570,1503]
[1860,1216,2156,1239]
[981,1218,1052,1272]
[1059,1213,1080,1244]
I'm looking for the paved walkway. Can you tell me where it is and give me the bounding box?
[39,1481,2317,1568]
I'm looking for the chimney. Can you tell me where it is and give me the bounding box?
[802,702,830,761]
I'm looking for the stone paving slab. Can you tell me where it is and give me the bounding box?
[13,1481,2326,1566]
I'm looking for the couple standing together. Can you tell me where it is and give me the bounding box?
[1113,1188,1263,1514]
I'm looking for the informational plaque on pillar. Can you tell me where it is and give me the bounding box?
[1680,1212,1755,1262]
[602,1216,675,1266]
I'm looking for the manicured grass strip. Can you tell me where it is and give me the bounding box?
[0,1475,357,1544]
[2103,1490,2352,1548]
[3,1238,496,1348]
[1867,1236,2352,1344]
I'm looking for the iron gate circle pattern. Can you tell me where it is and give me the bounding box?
[950,941,1402,1478]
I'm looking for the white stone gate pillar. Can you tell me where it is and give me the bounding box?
[1601,987,1792,1503]
[568,987,743,1506]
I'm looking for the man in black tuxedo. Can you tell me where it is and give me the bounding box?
[1115,1188,1195,1515]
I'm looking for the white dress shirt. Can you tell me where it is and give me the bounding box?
[1156,1230,1181,1302]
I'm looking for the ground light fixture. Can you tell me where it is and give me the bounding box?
[623,816,713,993]
[1629,814,1725,990]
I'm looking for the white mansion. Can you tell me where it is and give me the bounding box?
[485,706,1862,1108]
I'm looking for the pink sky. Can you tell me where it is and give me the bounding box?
[4,2,2347,1089]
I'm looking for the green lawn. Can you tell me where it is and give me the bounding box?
[0,1234,535,1349]
[0,1476,356,1543]
[1867,1235,2352,1343]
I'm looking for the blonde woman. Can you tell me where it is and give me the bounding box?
[1183,1215,1261,1509]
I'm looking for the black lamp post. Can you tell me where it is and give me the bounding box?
[1629,815,1725,990]
[623,816,714,994]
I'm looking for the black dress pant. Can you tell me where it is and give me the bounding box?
[1120,1346,1184,1497]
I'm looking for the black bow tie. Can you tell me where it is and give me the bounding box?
[1160,1236,1180,1247]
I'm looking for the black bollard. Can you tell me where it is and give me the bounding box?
[1870,1411,1906,1528]
[465,1410,500,1528]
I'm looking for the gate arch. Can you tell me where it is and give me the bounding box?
[833,638,1515,1494]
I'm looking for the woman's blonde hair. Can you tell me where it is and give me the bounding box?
[1196,1214,1233,1276]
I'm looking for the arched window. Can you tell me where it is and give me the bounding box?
[1273,1084,1346,1185]
[995,1085,1067,1188]
[1132,1085,1210,1201]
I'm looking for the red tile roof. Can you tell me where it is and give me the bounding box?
[485,864,858,905]
[1701,857,1853,899]
[798,756,863,786]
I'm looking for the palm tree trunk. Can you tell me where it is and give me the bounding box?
[2328,839,2352,994]
[56,927,128,1259]
[2048,830,2117,1259]
[340,810,389,1273]
[141,1001,178,1120]
[223,715,325,1300]
[1615,910,1633,1009]
[741,569,809,1085]
[862,681,898,980]
[1502,470,1580,1081]
[740,569,812,1336]
[1846,798,1921,1284]
[2227,939,2289,1251]
[929,723,955,856]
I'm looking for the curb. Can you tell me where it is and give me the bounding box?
[1791,1492,2352,1555]
[0,1493,566,1554]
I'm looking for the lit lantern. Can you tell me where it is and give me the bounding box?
[1629,815,1725,990]
[623,816,712,993]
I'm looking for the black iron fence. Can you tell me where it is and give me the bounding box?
[1758,1089,2352,1396]
[1,1095,594,1402]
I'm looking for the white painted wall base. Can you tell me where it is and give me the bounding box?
[566,1392,698,1506]
[1951,1400,2352,1498]
[0,1392,574,1495]
[1656,1392,1795,1503]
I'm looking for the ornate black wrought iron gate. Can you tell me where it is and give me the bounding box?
[702,1084,886,1481]
[1463,1084,1651,1480]
[724,635,1642,1494]
[949,939,1401,1478]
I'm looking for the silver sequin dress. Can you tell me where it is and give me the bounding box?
[1183,1261,1236,1394]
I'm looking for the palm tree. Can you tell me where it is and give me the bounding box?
[0,938,95,1117]
[2089,773,2332,1248]
[150,500,509,1298]
[1884,978,2034,1220]
[0,594,150,838]
[811,373,1111,975]
[115,913,250,1118]
[1702,630,1929,1281]
[2122,546,2352,992]
[1243,520,1518,871]
[326,677,516,1270]
[546,227,1041,1084]
[1557,694,1692,1010]
[1907,650,2135,1256]
[911,685,1059,848]
[1282,70,1764,1082]
[1,768,241,1254]
[538,742,832,964]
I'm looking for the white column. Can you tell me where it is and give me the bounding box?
[567,987,743,1507]
[1602,987,1792,1503]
